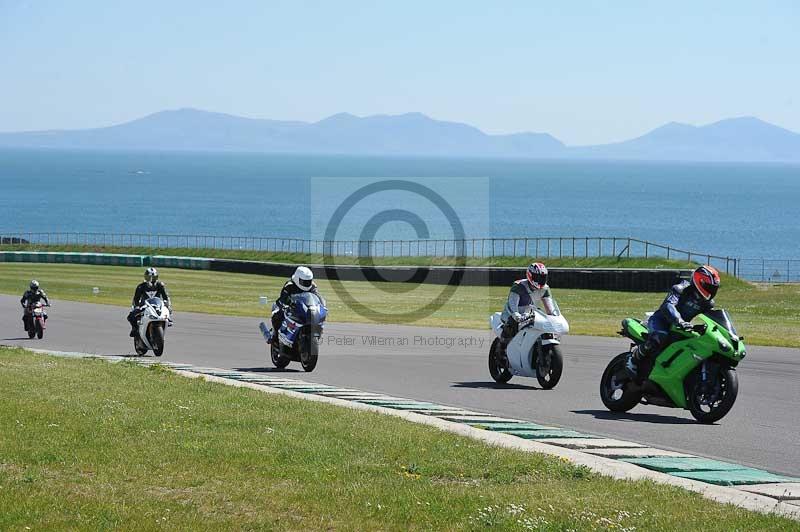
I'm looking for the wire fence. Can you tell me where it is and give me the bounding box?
[1,230,795,282]
[736,259,800,283]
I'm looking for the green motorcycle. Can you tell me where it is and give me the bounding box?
[600,309,746,423]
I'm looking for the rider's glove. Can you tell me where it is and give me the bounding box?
[679,320,693,331]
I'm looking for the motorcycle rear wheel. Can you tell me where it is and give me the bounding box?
[488,338,513,383]
[686,366,738,424]
[536,345,563,389]
[600,353,642,412]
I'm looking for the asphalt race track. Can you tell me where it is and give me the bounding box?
[2,295,798,477]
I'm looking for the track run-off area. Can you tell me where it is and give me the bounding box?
[2,295,799,478]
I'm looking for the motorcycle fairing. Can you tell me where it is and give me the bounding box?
[278,292,328,348]
[278,317,301,347]
[498,309,569,378]
[620,318,648,343]
[137,297,170,350]
[506,326,539,378]
[646,314,745,408]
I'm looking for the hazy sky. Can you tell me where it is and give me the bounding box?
[1,1,798,144]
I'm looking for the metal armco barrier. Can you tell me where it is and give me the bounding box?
[0,231,740,276]
[209,259,691,291]
[0,251,144,267]
[0,252,690,292]
[151,255,213,270]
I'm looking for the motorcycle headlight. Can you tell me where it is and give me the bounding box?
[718,339,731,352]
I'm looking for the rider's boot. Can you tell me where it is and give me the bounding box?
[270,314,282,345]
[626,340,658,381]
[625,347,644,379]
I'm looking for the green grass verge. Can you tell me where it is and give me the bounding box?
[0,347,793,530]
[0,263,798,347]
[0,243,698,269]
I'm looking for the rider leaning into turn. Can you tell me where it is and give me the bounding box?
[127,267,171,337]
[626,265,720,377]
[500,262,556,343]
[271,266,324,344]
[20,280,50,329]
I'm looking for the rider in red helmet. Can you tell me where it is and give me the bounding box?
[627,265,720,378]
[499,262,556,342]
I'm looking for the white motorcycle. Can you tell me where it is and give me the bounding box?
[133,297,171,357]
[488,302,569,389]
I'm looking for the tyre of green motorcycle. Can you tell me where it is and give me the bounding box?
[488,338,513,383]
[600,353,642,412]
[536,344,563,389]
[686,366,738,424]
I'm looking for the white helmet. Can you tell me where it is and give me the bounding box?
[292,266,314,291]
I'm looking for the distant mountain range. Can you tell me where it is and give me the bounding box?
[1,108,798,162]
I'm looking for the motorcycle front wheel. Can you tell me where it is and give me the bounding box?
[600,353,642,412]
[536,345,563,389]
[35,320,44,339]
[133,334,148,356]
[686,366,738,424]
[151,323,165,357]
[300,334,319,372]
[271,343,290,369]
[488,338,513,383]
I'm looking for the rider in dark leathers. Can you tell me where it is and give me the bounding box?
[127,267,171,337]
[627,265,720,377]
[20,280,50,330]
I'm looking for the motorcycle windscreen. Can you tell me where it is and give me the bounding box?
[533,309,569,335]
[279,319,300,345]
[146,297,164,312]
[291,292,326,324]
[705,308,738,336]
[546,296,561,316]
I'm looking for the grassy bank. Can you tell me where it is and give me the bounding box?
[0,347,793,530]
[1,263,798,347]
[0,243,697,269]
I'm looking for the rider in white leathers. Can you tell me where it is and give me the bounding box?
[500,262,556,343]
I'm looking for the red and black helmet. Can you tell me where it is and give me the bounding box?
[692,265,720,300]
[526,262,548,289]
